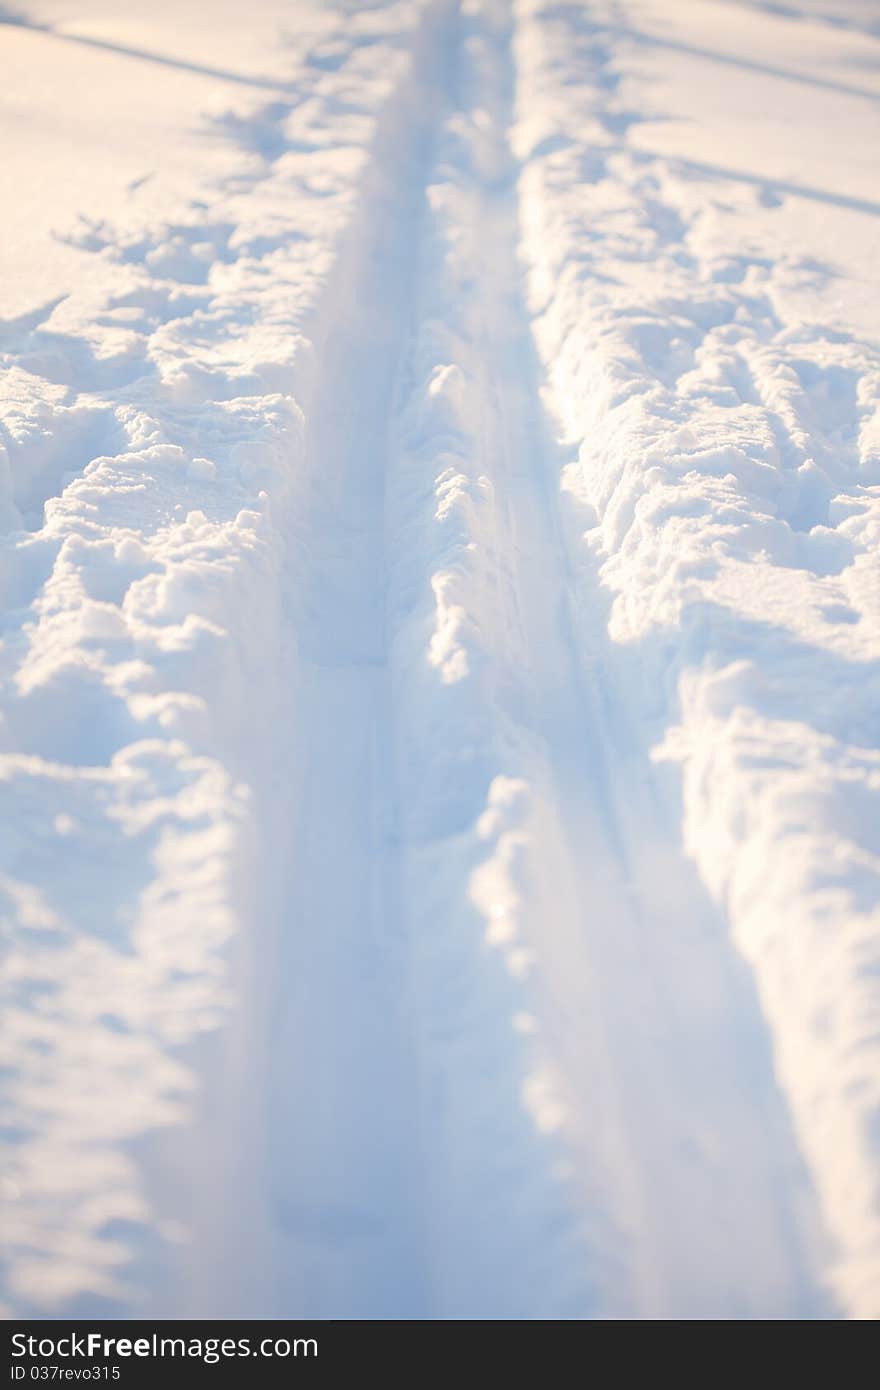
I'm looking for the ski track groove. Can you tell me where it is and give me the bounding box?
[196,0,831,1319]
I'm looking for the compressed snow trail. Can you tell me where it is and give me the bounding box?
[410,0,825,1319]
[253,96,436,1323]
[194,0,829,1319]
[200,0,461,1321]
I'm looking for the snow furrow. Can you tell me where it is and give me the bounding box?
[385,0,827,1319]
[201,0,832,1319]
[511,0,880,1317]
[190,0,460,1319]
[252,0,456,1318]
[0,0,453,1318]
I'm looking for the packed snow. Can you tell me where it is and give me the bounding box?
[1,0,878,1320]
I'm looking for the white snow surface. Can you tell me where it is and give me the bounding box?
[1,0,878,1319]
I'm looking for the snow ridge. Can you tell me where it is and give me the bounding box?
[0,0,450,1316]
[512,0,880,1317]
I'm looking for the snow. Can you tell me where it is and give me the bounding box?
[513,0,880,1316]
[0,0,878,1320]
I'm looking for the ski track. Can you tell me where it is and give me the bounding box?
[252,11,446,1314]
[4,0,867,1320]
[187,0,830,1319]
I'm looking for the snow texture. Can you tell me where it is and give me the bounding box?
[1,0,878,1319]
